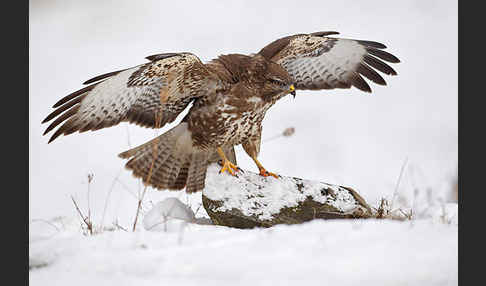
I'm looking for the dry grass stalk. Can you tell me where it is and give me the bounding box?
[132,111,162,231]
[71,195,93,235]
[86,173,93,225]
[30,219,61,233]
[113,220,128,232]
[100,168,123,228]
[390,157,408,210]
[371,197,411,221]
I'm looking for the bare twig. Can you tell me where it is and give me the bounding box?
[375,198,390,219]
[399,208,413,220]
[194,203,203,217]
[391,157,408,210]
[114,178,149,214]
[86,173,93,226]
[30,219,61,233]
[101,168,123,229]
[115,178,138,199]
[71,195,93,235]
[113,221,128,232]
[132,112,162,232]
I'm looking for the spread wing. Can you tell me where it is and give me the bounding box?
[258,31,400,92]
[42,52,218,143]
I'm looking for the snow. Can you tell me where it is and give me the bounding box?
[143,197,196,232]
[30,215,457,286]
[204,164,362,220]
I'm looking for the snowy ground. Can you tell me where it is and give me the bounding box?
[30,198,458,286]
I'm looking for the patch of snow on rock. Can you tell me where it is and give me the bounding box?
[204,164,361,221]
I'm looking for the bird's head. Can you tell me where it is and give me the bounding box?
[264,61,296,98]
[249,55,296,98]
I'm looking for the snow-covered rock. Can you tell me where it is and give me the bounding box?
[203,164,372,228]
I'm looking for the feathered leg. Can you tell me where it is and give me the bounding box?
[250,156,279,179]
[242,131,279,179]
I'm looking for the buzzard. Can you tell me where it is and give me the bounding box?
[42,31,399,193]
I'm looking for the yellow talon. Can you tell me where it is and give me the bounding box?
[219,159,239,176]
[249,154,280,179]
[259,168,279,179]
[217,147,239,177]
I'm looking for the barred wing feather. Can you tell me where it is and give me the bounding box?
[42,53,217,143]
[259,31,400,93]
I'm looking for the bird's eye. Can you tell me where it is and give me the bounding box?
[269,78,286,87]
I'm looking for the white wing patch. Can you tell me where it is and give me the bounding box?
[266,33,400,92]
[77,68,142,127]
[281,39,366,90]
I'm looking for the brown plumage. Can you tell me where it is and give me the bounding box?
[42,31,400,193]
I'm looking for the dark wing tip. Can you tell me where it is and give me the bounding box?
[366,47,400,63]
[358,40,387,49]
[52,83,98,108]
[83,69,126,85]
[357,63,387,86]
[310,31,340,37]
[41,116,50,124]
[42,105,80,136]
[350,73,372,93]
[47,135,57,144]
[363,55,398,76]
[47,126,66,143]
[42,95,85,124]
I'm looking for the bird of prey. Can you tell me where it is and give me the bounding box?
[42,31,400,193]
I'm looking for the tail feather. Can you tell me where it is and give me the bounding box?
[169,163,190,190]
[168,155,185,186]
[119,123,238,192]
[119,123,216,192]
[123,143,172,186]
[166,145,237,191]
[156,154,185,188]
[186,152,210,193]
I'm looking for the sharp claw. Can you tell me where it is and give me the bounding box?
[259,169,279,179]
[219,159,239,177]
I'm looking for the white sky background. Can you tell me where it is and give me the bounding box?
[29,0,457,224]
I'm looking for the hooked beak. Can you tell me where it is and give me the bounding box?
[289,84,296,98]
